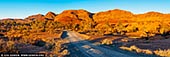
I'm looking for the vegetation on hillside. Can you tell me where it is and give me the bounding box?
[1,9,170,56]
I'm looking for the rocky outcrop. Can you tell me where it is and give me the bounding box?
[54,9,93,24]
[135,12,163,19]
[134,12,170,21]
[93,9,134,24]
[25,14,47,21]
[45,11,56,20]
[2,9,170,25]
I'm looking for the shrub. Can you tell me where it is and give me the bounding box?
[0,39,18,53]
[154,49,170,57]
[120,45,153,54]
[101,39,113,45]
[52,40,69,56]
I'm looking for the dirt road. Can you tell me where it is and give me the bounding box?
[64,31,157,57]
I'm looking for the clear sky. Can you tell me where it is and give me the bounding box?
[0,0,170,19]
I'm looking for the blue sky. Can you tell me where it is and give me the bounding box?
[0,0,170,19]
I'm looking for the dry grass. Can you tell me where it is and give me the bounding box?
[154,49,170,57]
[120,46,133,51]
[50,39,69,57]
[101,39,113,45]
[120,38,135,42]
[1,29,69,57]
[120,45,153,54]
[0,39,18,53]
[120,45,170,57]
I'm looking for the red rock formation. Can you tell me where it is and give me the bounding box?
[45,11,56,20]
[134,11,170,21]
[93,9,134,24]
[54,9,93,24]
[2,9,170,25]
[25,14,47,21]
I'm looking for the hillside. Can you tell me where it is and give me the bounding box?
[0,9,170,57]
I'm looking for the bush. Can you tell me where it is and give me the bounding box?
[101,39,113,45]
[52,40,69,56]
[154,49,170,57]
[120,45,153,54]
[0,39,18,53]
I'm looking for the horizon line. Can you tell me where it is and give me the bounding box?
[1,9,170,19]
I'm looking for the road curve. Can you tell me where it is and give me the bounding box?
[66,31,134,57]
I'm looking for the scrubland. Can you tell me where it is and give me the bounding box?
[1,9,170,56]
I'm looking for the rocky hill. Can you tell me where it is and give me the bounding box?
[93,9,134,24]
[1,9,170,25]
[25,14,47,21]
[54,9,93,24]
[45,11,56,20]
[1,9,170,57]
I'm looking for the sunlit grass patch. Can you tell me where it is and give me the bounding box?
[120,45,153,54]
[154,49,170,57]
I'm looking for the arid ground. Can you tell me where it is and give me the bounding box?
[0,9,170,57]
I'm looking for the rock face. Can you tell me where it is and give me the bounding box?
[45,11,56,20]
[25,14,47,21]
[93,9,134,24]
[54,9,93,24]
